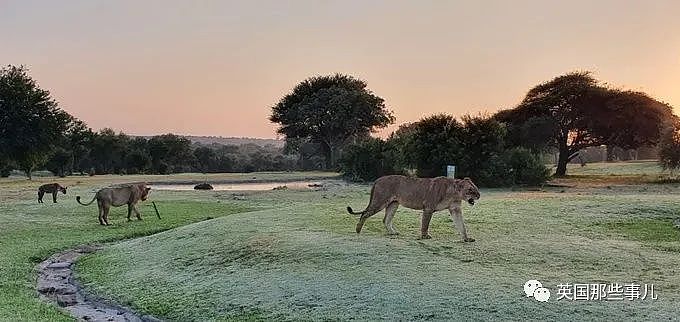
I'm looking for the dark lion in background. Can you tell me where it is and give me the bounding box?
[37,183,67,203]
[347,175,480,241]
[77,183,151,225]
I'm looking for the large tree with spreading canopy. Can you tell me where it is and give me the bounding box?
[496,71,676,176]
[270,74,394,169]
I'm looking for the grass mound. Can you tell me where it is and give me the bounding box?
[77,183,680,321]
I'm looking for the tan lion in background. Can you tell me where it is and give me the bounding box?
[77,183,151,225]
[347,175,480,241]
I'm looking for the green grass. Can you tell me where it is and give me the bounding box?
[0,172,334,321]
[5,164,680,321]
[72,162,680,321]
[566,160,663,176]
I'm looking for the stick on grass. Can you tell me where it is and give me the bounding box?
[152,201,161,219]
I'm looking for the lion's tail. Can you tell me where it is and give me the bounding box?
[346,184,376,215]
[76,194,96,206]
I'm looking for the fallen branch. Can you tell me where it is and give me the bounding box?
[152,201,161,219]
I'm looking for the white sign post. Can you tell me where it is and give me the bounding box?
[446,165,456,178]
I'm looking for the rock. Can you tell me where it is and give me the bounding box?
[56,294,78,307]
[272,185,288,190]
[37,283,57,294]
[47,262,72,269]
[38,247,163,322]
[194,183,213,190]
[142,315,164,322]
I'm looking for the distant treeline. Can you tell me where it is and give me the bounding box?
[41,129,299,177]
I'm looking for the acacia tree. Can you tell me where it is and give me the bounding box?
[496,71,676,176]
[0,65,73,179]
[270,74,394,169]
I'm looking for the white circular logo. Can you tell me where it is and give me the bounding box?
[533,287,551,302]
[524,280,542,297]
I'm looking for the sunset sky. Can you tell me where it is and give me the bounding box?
[2,0,679,138]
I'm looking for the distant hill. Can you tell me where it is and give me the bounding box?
[183,136,285,147]
[138,135,284,147]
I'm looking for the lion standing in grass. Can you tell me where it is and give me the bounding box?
[76,183,151,226]
[37,183,67,203]
[347,175,480,241]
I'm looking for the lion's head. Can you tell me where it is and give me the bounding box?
[141,186,151,201]
[461,177,480,205]
[60,186,67,194]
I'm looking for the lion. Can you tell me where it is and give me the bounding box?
[347,175,480,241]
[76,183,151,226]
[38,183,67,203]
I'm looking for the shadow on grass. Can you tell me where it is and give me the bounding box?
[593,218,680,252]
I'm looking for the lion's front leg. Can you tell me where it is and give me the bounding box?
[419,210,433,239]
[133,204,143,220]
[449,202,474,242]
[127,204,133,221]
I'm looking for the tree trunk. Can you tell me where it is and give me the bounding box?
[319,140,341,170]
[606,145,615,162]
[329,145,339,170]
[555,144,569,177]
[319,142,332,170]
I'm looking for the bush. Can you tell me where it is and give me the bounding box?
[0,166,11,177]
[503,147,551,185]
[461,148,549,187]
[340,138,399,181]
[395,114,463,177]
[339,114,551,186]
[659,127,680,175]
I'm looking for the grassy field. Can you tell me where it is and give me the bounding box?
[62,162,680,321]
[0,172,337,321]
[565,160,663,176]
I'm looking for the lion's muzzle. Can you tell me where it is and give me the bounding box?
[467,198,475,205]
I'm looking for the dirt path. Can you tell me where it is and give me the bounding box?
[37,245,162,322]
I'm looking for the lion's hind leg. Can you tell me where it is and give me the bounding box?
[383,202,399,235]
[97,202,105,226]
[100,202,111,226]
